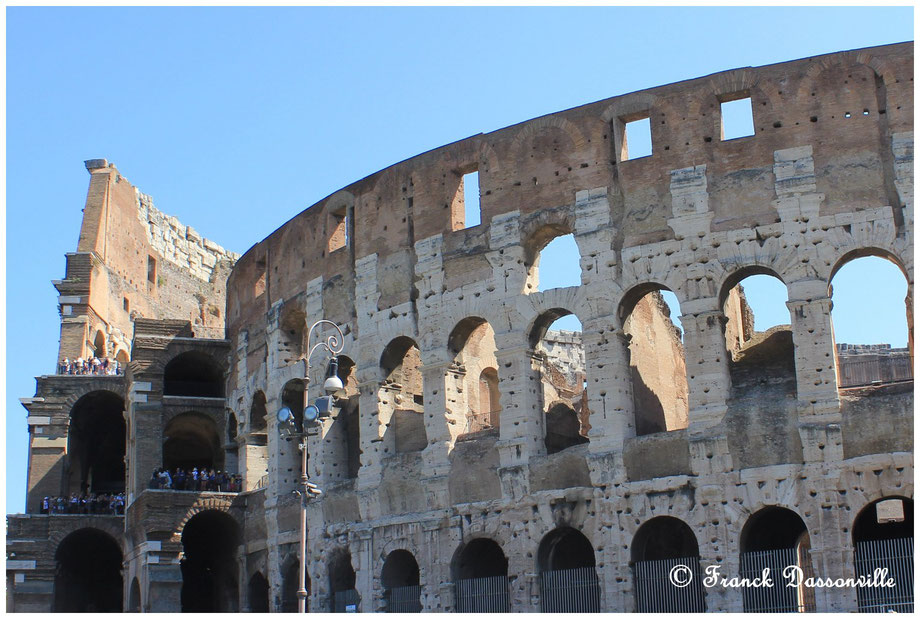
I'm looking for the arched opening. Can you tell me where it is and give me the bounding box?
[452,538,510,612]
[115,348,130,365]
[67,390,126,495]
[537,527,600,612]
[180,510,240,612]
[379,337,427,454]
[93,330,107,358]
[163,351,224,398]
[852,497,914,612]
[382,549,422,612]
[721,270,796,393]
[324,355,361,481]
[248,572,269,613]
[524,225,582,293]
[250,391,267,433]
[447,319,500,437]
[631,516,705,612]
[740,507,814,612]
[530,310,589,452]
[830,254,912,387]
[128,577,141,612]
[53,528,123,612]
[163,412,222,472]
[619,285,688,436]
[329,549,359,613]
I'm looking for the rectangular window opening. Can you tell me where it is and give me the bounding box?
[462,171,481,229]
[622,116,652,161]
[721,96,755,140]
[147,256,156,284]
[328,208,348,253]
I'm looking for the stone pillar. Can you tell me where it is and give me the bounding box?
[680,297,734,476]
[582,318,632,486]
[493,340,542,498]
[786,279,842,463]
[418,362,452,509]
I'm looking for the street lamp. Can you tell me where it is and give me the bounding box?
[277,319,346,613]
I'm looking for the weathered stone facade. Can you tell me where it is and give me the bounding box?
[7,42,914,613]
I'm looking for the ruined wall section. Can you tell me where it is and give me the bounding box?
[55,160,237,364]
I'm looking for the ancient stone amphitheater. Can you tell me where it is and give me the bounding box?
[7,42,913,613]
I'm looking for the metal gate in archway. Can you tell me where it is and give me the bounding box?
[455,575,509,612]
[855,537,913,613]
[634,556,706,612]
[540,566,601,612]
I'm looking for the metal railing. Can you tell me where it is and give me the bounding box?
[541,566,601,612]
[740,548,815,612]
[634,557,706,612]
[855,537,913,613]
[455,575,510,612]
[385,585,422,613]
[461,410,498,435]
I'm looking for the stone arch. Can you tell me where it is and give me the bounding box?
[717,266,797,399]
[451,536,509,582]
[631,516,705,612]
[66,390,126,495]
[179,508,240,612]
[851,496,914,612]
[53,527,124,612]
[829,247,913,381]
[618,283,688,436]
[739,505,814,612]
[510,116,589,157]
[247,571,270,613]
[93,329,107,358]
[377,336,425,456]
[631,516,700,562]
[447,317,500,436]
[381,549,422,612]
[249,390,267,433]
[114,347,130,365]
[536,526,600,612]
[521,218,584,294]
[163,350,224,398]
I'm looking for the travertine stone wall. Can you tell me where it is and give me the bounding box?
[222,43,912,613]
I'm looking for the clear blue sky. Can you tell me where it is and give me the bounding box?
[6,7,913,513]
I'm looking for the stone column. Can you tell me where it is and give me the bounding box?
[680,297,734,475]
[493,341,542,499]
[582,318,632,486]
[786,278,842,463]
[418,361,456,509]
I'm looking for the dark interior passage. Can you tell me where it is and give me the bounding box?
[453,538,509,580]
[53,528,123,612]
[68,391,126,495]
[164,352,224,397]
[248,572,269,613]
[180,510,240,612]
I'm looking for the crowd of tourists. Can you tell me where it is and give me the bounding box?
[150,467,243,492]
[58,356,123,376]
[40,492,126,515]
